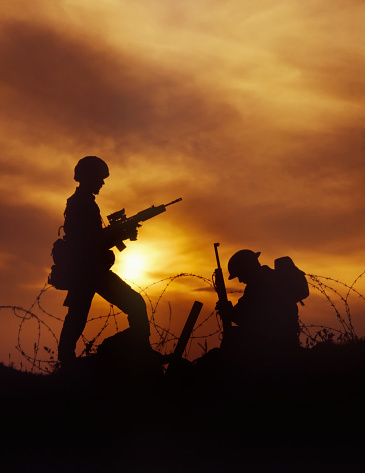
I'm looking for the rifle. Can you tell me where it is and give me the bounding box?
[107,198,182,251]
[213,242,232,334]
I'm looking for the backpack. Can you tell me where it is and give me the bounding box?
[274,256,309,305]
[48,236,115,290]
[48,237,72,290]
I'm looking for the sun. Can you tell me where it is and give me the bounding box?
[114,248,147,282]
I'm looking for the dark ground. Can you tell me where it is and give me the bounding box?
[1,341,365,473]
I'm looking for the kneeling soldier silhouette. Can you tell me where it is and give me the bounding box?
[216,249,305,366]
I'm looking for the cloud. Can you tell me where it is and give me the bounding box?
[1,12,363,261]
[0,19,242,152]
[1,1,365,365]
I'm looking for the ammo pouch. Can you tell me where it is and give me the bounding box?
[48,238,72,290]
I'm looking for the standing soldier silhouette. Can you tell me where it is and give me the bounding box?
[216,250,303,365]
[57,156,150,365]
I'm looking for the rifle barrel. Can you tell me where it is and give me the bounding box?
[165,197,182,207]
[214,242,222,269]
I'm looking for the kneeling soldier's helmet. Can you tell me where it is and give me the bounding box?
[228,249,261,280]
[74,156,109,182]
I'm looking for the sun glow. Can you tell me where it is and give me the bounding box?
[114,248,147,282]
[111,230,190,287]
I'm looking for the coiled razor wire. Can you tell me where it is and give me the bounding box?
[1,271,365,373]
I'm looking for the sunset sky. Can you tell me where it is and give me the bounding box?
[1,0,365,368]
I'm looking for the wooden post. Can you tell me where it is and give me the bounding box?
[166,301,203,374]
[173,300,203,358]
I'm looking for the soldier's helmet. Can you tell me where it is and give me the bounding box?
[228,249,261,280]
[74,156,109,182]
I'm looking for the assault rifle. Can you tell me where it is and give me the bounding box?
[107,198,182,251]
[213,242,232,334]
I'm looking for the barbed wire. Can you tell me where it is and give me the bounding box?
[305,272,365,340]
[1,271,365,372]
[1,273,218,373]
[298,272,365,347]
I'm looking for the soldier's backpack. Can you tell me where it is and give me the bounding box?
[48,235,115,290]
[48,237,72,290]
[274,256,309,305]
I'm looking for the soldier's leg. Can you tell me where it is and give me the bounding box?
[58,289,94,363]
[96,270,150,336]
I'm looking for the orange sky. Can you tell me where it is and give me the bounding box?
[1,1,365,368]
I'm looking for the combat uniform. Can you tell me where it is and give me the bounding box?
[58,186,150,364]
[224,265,300,364]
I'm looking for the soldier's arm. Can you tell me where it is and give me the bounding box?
[216,296,248,326]
[229,296,250,326]
[215,299,234,322]
[101,223,139,250]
